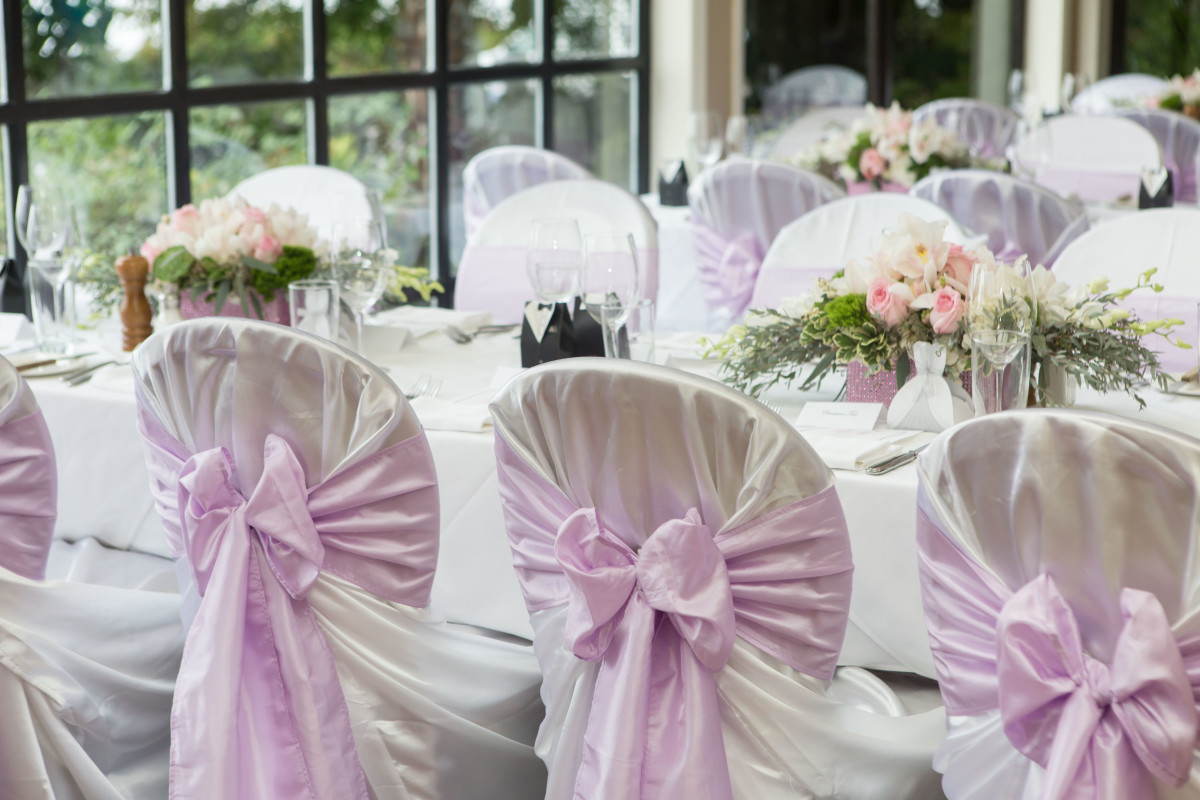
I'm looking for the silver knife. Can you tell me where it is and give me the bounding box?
[866,444,928,476]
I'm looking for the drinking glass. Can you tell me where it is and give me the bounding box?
[527,218,582,304]
[601,298,654,361]
[968,262,1036,415]
[16,185,72,352]
[725,115,749,157]
[688,111,724,173]
[1015,117,1052,180]
[331,218,389,354]
[581,232,640,358]
[289,279,341,343]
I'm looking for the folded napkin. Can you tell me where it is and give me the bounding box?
[0,313,36,350]
[371,306,493,339]
[797,427,923,471]
[409,396,493,433]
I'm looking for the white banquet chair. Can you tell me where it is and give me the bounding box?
[455,179,657,325]
[490,359,946,800]
[1112,107,1200,203]
[763,65,868,120]
[769,105,867,160]
[132,319,545,800]
[1051,207,1200,373]
[1014,115,1162,203]
[0,354,183,800]
[461,146,593,243]
[688,159,844,326]
[750,194,972,309]
[911,98,1019,159]
[1071,72,1169,114]
[916,410,1200,799]
[231,164,379,242]
[910,169,1089,267]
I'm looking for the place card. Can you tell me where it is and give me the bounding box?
[795,401,883,431]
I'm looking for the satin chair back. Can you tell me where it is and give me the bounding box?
[751,193,972,309]
[490,359,854,800]
[132,318,439,800]
[910,169,1089,267]
[462,145,593,242]
[912,98,1019,159]
[1112,107,1200,203]
[0,356,55,581]
[1053,207,1200,373]
[688,159,844,321]
[916,410,1200,799]
[1072,73,1169,114]
[231,164,378,243]
[1014,116,1162,203]
[762,65,867,121]
[769,105,867,160]
[455,178,658,325]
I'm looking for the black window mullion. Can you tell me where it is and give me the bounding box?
[3,0,29,313]
[433,0,452,298]
[541,0,555,151]
[310,0,329,165]
[637,0,650,193]
[167,0,190,208]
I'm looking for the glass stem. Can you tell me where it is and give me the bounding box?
[605,322,622,359]
[355,311,366,354]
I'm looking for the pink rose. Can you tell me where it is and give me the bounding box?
[929,286,965,334]
[170,204,201,236]
[859,148,886,180]
[140,242,163,264]
[244,207,268,225]
[943,244,975,288]
[866,278,909,328]
[253,234,282,262]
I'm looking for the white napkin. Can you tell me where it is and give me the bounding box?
[409,396,493,433]
[886,343,973,432]
[0,313,35,350]
[797,427,923,471]
[371,306,493,339]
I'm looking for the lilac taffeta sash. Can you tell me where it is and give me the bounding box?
[495,437,854,800]
[138,409,439,800]
[0,402,56,581]
[916,493,1200,800]
[692,220,765,318]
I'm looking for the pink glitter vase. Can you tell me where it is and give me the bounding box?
[179,290,289,324]
[845,361,972,409]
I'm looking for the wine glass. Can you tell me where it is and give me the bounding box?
[688,111,724,174]
[527,218,582,305]
[968,261,1036,415]
[1014,116,1052,180]
[725,115,749,158]
[331,218,389,354]
[581,231,639,358]
[16,185,72,351]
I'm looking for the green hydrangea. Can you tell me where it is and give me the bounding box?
[820,293,872,327]
[250,245,317,301]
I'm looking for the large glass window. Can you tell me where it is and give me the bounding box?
[1,0,649,311]
[1117,0,1200,78]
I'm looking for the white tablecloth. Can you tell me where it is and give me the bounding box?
[27,326,1200,678]
[640,194,713,332]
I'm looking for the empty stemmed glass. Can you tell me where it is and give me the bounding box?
[581,232,640,358]
[16,184,72,352]
[968,260,1037,415]
[688,111,724,174]
[527,218,582,305]
[331,218,389,354]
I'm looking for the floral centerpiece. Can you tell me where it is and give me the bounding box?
[795,102,976,192]
[1150,70,1200,118]
[706,214,1184,408]
[141,195,323,321]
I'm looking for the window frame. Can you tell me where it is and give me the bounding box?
[0,0,651,311]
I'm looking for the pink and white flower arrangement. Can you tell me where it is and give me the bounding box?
[798,102,973,190]
[1149,70,1200,118]
[141,195,324,318]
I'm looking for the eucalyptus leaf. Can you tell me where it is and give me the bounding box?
[243,255,275,273]
[213,280,230,315]
[153,246,195,283]
[190,283,206,304]
[896,350,911,388]
[248,291,264,320]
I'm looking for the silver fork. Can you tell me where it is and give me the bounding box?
[404,374,441,400]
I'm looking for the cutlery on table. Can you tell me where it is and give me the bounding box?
[15,353,96,373]
[403,374,442,400]
[62,360,120,386]
[444,324,519,344]
[865,445,928,476]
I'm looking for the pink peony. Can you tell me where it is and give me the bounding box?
[170,204,201,236]
[929,286,965,333]
[859,148,886,180]
[252,234,282,262]
[140,242,163,264]
[866,277,910,328]
[244,206,268,226]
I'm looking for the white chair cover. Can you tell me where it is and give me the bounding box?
[455,179,658,325]
[763,65,868,120]
[490,359,946,800]
[916,410,1200,798]
[1052,208,1200,373]
[769,106,867,160]
[911,98,1020,159]
[462,146,593,243]
[910,170,1089,267]
[688,159,845,322]
[132,318,545,800]
[231,165,378,242]
[1112,107,1200,203]
[1071,73,1169,114]
[0,355,183,800]
[751,194,972,309]
[1015,116,1162,202]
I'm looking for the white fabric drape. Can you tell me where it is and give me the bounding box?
[461,146,593,242]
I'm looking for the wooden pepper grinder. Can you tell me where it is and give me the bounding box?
[115,255,153,351]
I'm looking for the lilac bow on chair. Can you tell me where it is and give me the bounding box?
[0,401,56,581]
[693,221,764,318]
[996,575,1196,800]
[495,437,854,800]
[139,412,439,800]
